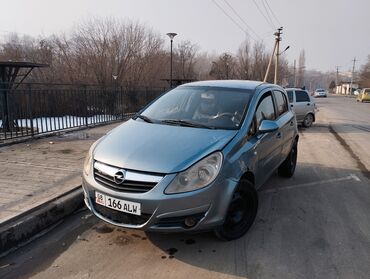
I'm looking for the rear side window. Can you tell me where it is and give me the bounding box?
[295,90,310,102]
[287,90,293,103]
[274,91,288,116]
[255,93,276,128]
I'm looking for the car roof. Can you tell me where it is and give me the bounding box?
[181,80,266,91]
[285,87,307,91]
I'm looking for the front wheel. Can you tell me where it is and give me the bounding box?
[215,181,258,241]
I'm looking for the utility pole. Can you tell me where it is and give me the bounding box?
[274,27,283,84]
[263,40,277,83]
[293,59,297,87]
[264,27,283,84]
[349,57,356,95]
[335,66,340,94]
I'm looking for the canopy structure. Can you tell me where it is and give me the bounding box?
[0,61,48,132]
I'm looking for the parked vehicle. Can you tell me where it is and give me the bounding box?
[82,80,299,240]
[353,89,361,96]
[314,89,328,97]
[356,88,370,102]
[285,88,316,127]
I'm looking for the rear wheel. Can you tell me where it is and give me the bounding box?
[215,180,258,241]
[303,113,314,127]
[278,140,298,177]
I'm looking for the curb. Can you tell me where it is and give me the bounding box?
[0,187,84,257]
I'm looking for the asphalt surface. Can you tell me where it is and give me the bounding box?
[0,95,369,279]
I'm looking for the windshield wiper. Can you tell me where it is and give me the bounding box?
[134,114,154,123]
[161,119,215,129]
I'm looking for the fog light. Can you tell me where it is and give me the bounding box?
[184,217,197,228]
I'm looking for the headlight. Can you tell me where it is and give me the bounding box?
[83,152,92,176]
[165,152,223,194]
[83,138,103,176]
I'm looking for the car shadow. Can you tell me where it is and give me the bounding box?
[146,163,370,278]
[298,122,370,134]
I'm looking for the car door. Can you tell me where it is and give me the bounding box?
[251,91,281,186]
[293,90,311,121]
[273,90,295,163]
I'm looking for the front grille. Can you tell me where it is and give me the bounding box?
[94,202,151,225]
[94,170,156,193]
[93,161,163,193]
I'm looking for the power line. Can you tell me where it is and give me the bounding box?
[222,0,262,41]
[260,0,276,29]
[252,0,275,30]
[212,0,256,41]
[263,0,282,26]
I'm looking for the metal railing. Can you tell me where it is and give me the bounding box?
[0,84,166,143]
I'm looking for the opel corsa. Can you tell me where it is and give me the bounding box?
[82,80,299,240]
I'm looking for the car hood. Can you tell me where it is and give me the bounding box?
[93,119,237,174]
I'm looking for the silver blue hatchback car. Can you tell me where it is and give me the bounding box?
[82,80,299,240]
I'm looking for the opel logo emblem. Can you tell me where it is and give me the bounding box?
[114,170,126,184]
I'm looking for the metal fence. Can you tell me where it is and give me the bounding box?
[0,84,167,143]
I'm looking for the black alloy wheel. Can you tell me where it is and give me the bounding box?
[215,180,258,241]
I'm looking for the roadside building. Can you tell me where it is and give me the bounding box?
[335,82,359,95]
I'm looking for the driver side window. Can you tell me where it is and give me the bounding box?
[249,92,276,136]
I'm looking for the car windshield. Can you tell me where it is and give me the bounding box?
[138,86,253,130]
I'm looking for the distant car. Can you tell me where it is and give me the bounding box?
[314,89,327,98]
[286,88,316,127]
[357,88,370,102]
[354,89,361,96]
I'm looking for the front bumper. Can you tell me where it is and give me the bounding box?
[82,170,237,232]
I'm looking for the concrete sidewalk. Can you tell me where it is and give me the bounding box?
[0,122,121,254]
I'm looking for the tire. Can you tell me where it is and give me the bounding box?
[215,180,258,241]
[278,140,298,178]
[303,113,314,128]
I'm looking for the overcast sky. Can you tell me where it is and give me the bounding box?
[0,0,369,72]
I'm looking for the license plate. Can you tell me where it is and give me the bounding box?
[95,192,141,216]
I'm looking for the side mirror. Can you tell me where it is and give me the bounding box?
[258,120,279,134]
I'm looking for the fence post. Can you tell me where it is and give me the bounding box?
[145,87,148,105]
[84,85,88,127]
[27,84,34,137]
[121,86,124,120]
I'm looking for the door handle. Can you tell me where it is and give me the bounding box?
[307,103,310,106]
[276,132,282,139]
[290,104,294,107]
[290,121,294,126]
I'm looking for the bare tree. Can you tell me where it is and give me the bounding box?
[174,40,198,80]
[359,55,370,87]
[251,41,270,82]
[0,17,296,88]
[236,40,252,80]
[210,53,237,79]
[193,52,217,80]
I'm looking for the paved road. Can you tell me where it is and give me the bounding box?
[0,95,369,279]
[315,94,370,177]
